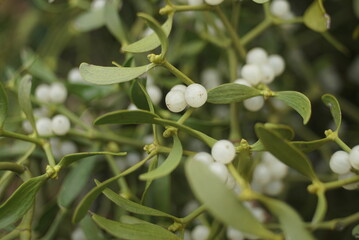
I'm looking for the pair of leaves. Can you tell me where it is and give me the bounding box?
[0,174,47,228]
[304,0,330,32]
[185,159,278,239]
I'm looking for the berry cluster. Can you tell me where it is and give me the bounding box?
[165,84,207,112]
[35,82,67,104]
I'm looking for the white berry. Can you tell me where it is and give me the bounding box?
[270,0,290,18]
[262,152,288,179]
[252,163,271,185]
[184,84,207,108]
[234,78,251,87]
[35,84,51,102]
[246,48,268,65]
[267,54,285,76]
[22,120,33,134]
[241,64,263,85]
[349,145,359,170]
[191,225,210,240]
[259,64,275,84]
[209,162,229,182]
[211,140,236,164]
[243,96,264,112]
[338,172,359,190]
[165,90,187,113]
[193,152,214,165]
[204,0,224,6]
[201,68,221,89]
[36,117,53,136]
[51,114,71,136]
[68,68,84,83]
[49,83,67,104]
[171,84,187,94]
[60,141,78,156]
[227,227,244,240]
[146,85,162,105]
[264,180,284,196]
[329,150,351,174]
[91,0,106,9]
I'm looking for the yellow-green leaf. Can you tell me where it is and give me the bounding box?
[207,83,262,104]
[322,94,341,132]
[274,91,311,124]
[303,0,330,32]
[292,138,332,153]
[79,63,155,85]
[74,9,105,32]
[94,110,159,125]
[18,74,37,134]
[104,0,127,45]
[0,82,8,128]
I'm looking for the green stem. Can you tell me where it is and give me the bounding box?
[227,163,248,190]
[214,6,246,59]
[0,129,42,145]
[241,18,272,46]
[161,60,195,85]
[177,107,195,124]
[323,174,359,191]
[181,205,206,224]
[18,206,34,240]
[309,212,359,231]
[335,136,351,153]
[0,162,25,174]
[43,141,56,167]
[0,230,19,240]
[174,4,212,12]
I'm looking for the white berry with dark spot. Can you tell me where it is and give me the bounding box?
[211,140,236,164]
[165,90,187,113]
[184,83,207,108]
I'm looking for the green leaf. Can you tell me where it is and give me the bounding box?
[122,14,173,53]
[74,9,105,32]
[104,0,128,45]
[207,83,262,104]
[73,155,152,223]
[292,138,331,153]
[253,0,269,3]
[140,135,182,180]
[18,74,37,134]
[274,91,312,124]
[58,158,97,208]
[352,224,359,238]
[321,94,341,132]
[137,13,168,58]
[80,215,107,240]
[0,82,8,128]
[79,63,155,85]
[355,0,359,19]
[101,187,176,220]
[130,79,153,111]
[92,214,181,240]
[255,124,318,181]
[58,152,126,168]
[0,174,47,228]
[303,0,330,32]
[259,196,316,240]
[94,110,159,125]
[185,159,277,239]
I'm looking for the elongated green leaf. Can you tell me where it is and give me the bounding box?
[104,0,127,44]
[207,83,262,104]
[0,82,8,128]
[352,224,359,238]
[73,155,152,223]
[185,159,278,239]
[153,118,217,147]
[0,174,47,228]
[122,14,173,53]
[58,158,97,208]
[260,196,316,240]
[101,187,176,219]
[59,152,126,168]
[79,63,155,85]
[255,124,318,181]
[140,135,182,180]
[274,91,311,124]
[303,0,330,32]
[253,0,269,3]
[322,94,341,132]
[92,214,180,240]
[137,13,168,57]
[18,74,37,134]
[130,79,150,111]
[94,110,159,125]
[80,215,107,240]
[292,138,331,153]
[74,9,105,32]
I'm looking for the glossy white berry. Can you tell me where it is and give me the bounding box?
[188,0,203,5]
[262,152,288,179]
[259,64,275,84]
[241,64,263,85]
[22,120,33,134]
[349,145,359,170]
[191,225,210,240]
[246,48,268,65]
[252,163,271,185]
[227,227,244,240]
[264,180,284,196]
[193,152,214,165]
[184,84,207,108]
[234,78,251,87]
[36,117,53,136]
[201,68,221,89]
[127,103,138,110]
[35,84,51,102]
[270,0,290,18]
[211,140,236,164]
[68,68,84,83]
[91,0,106,9]
[267,54,285,76]
[146,85,162,105]
[243,96,264,112]
[51,114,71,136]
[71,227,86,240]
[165,90,187,113]
[209,162,229,182]
[329,151,351,174]
[171,84,187,94]
[204,0,224,6]
[338,172,359,190]
[49,83,67,104]
[60,141,78,156]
